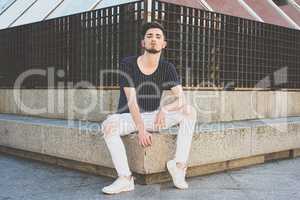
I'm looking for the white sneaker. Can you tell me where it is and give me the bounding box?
[167,160,188,189]
[102,176,134,194]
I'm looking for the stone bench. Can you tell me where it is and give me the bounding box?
[0,113,299,184]
[1,89,300,123]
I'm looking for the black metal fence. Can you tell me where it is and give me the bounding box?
[0,0,145,89]
[0,0,299,90]
[152,0,300,89]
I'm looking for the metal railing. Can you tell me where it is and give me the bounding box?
[0,0,145,89]
[0,0,299,90]
[152,0,300,89]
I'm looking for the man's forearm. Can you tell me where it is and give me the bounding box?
[128,101,145,131]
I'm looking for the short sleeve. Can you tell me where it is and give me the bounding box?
[118,59,135,88]
[163,63,181,90]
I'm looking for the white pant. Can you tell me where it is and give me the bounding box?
[101,109,196,177]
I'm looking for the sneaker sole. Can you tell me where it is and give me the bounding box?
[102,185,134,195]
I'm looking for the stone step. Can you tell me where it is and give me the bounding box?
[0,114,300,184]
[1,89,300,123]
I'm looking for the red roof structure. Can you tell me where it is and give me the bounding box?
[205,0,256,20]
[158,0,300,29]
[278,2,300,26]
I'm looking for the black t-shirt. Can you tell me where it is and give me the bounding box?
[117,55,181,114]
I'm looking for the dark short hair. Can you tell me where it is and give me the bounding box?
[141,22,166,38]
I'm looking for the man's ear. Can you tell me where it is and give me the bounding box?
[163,40,167,49]
[141,40,145,48]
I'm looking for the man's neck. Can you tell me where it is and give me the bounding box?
[139,52,161,68]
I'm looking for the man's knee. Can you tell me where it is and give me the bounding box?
[182,104,197,120]
[101,120,119,139]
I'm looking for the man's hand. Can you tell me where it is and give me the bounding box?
[154,109,166,130]
[138,129,153,147]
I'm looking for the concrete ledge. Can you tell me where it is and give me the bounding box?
[0,89,117,122]
[264,150,292,162]
[1,89,300,123]
[0,114,300,184]
[0,145,118,178]
[292,148,300,158]
[1,146,298,184]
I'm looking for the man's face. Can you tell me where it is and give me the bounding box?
[142,28,167,54]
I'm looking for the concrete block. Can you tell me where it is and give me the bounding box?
[141,161,229,185]
[10,89,22,114]
[251,121,300,155]
[0,145,118,178]
[264,150,291,162]
[0,89,21,114]
[0,121,10,146]
[143,125,253,173]
[227,155,265,170]
[66,89,112,121]
[2,89,115,122]
[0,115,147,174]
[19,89,65,119]
[288,92,300,116]
[256,91,273,119]
[0,120,44,152]
[20,89,48,116]
[183,90,221,123]
[187,161,228,177]
[40,123,146,173]
[1,89,300,123]
[220,91,257,121]
[110,90,120,113]
[256,91,289,119]
[292,148,300,158]
[271,91,288,118]
[287,122,300,148]
[1,114,300,184]
[0,89,7,112]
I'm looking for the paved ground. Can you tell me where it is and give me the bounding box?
[0,153,300,200]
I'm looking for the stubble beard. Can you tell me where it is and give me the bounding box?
[144,47,161,54]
